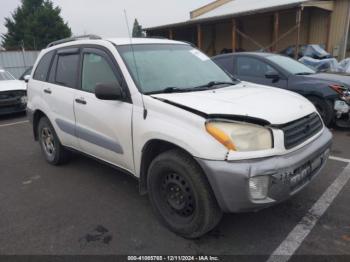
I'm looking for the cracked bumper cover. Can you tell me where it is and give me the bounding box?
[196,129,333,213]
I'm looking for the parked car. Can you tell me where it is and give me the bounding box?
[27,36,332,238]
[19,66,33,81]
[212,52,350,127]
[0,69,27,115]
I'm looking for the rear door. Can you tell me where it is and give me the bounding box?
[73,47,134,173]
[234,56,288,88]
[43,48,80,148]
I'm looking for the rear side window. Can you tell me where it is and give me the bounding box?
[213,56,234,74]
[55,54,80,88]
[33,51,54,81]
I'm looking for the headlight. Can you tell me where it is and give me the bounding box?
[20,96,28,104]
[205,121,273,152]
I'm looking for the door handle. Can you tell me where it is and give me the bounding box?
[75,98,87,105]
[43,88,52,94]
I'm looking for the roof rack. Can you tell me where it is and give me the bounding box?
[47,34,102,48]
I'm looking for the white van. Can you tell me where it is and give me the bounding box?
[27,36,332,238]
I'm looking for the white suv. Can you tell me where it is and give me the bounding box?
[27,35,332,238]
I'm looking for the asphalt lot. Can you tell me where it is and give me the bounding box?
[0,113,350,259]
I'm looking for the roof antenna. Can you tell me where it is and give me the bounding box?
[124,9,148,120]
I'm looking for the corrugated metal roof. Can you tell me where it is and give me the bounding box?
[146,0,311,30]
[192,0,309,20]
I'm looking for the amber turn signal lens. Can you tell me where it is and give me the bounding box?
[205,123,236,151]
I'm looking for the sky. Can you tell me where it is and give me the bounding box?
[0,0,212,37]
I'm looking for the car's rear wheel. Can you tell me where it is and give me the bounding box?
[38,117,70,165]
[308,96,334,127]
[147,149,223,239]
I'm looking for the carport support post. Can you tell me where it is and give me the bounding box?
[232,18,237,52]
[169,29,174,40]
[197,24,202,50]
[341,4,350,60]
[273,12,279,52]
[295,8,302,59]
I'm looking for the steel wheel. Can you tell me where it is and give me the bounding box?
[161,173,196,220]
[147,149,223,238]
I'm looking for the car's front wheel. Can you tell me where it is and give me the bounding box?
[38,117,70,165]
[308,96,334,127]
[147,149,223,239]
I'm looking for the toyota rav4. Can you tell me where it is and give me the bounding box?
[27,35,332,238]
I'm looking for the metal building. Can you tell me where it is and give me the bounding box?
[145,0,350,59]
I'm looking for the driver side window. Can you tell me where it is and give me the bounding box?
[236,57,277,78]
[81,52,119,93]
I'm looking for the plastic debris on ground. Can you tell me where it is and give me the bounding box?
[288,44,350,74]
[299,56,340,72]
[281,44,332,60]
[338,58,350,74]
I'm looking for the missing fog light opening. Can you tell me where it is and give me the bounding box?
[249,176,270,200]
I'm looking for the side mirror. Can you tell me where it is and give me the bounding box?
[265,72,280,80]
[95,82,124,100]
[24,75,31,83]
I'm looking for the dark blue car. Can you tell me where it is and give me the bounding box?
[212,52,350,127]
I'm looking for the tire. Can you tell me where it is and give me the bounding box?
[308,96,334,127]
[147,149,223,239]
[37,117,71,165]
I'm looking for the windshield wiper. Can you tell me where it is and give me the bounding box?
[146,81,238,95]
[295,72,315,75]
[146,87,190,95]
[192,81,238,90]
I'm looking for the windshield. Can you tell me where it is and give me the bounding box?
[266,55,315,75]
[117,44,235,94]
[0,70,15,81]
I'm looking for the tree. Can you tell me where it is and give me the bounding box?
[1,0,72,50]
[132,19,144,38]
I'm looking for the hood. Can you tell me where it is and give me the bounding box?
[304,73,350,87]
[0,80,26,92]
[151,82,316,125]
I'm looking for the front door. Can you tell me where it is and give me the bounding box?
[74,47,134,173]
[234,56,288,89]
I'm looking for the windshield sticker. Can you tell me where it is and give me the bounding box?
[190,49,209,61]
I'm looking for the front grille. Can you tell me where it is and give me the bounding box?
[0,90,26,100]
[281,113,323,149]
[0,90,26,108]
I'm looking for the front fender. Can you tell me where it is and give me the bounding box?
[132,98,229,177]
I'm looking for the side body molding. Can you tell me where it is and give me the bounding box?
[55,118,124,154]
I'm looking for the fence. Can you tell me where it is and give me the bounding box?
[0,50,40,79]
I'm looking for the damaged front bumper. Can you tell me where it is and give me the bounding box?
[196,128,332,213]
[334,100,350,127]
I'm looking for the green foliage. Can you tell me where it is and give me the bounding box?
[132,19,144,38]
[2,0,72,50]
